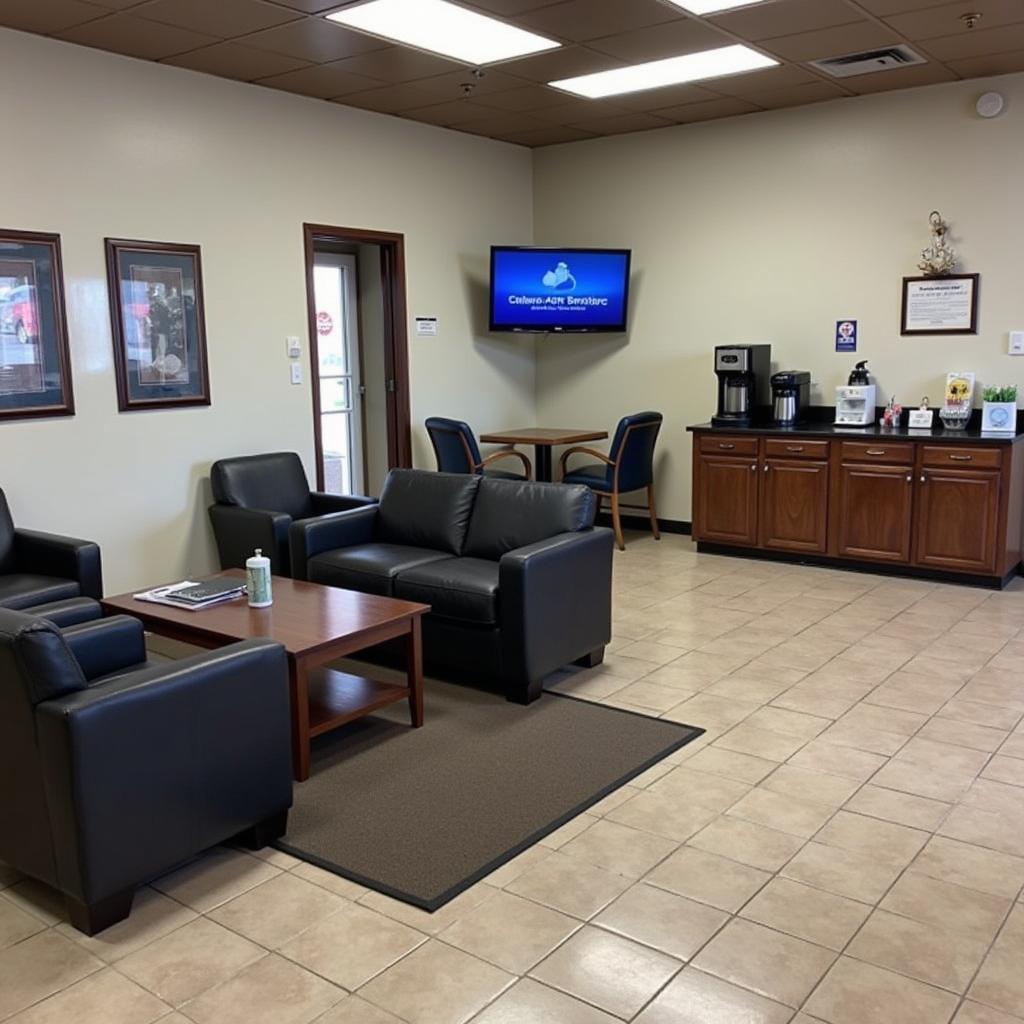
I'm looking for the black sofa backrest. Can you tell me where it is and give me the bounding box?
[211,452,312,521]
[378,470,480,555]
[0,490,16,574]
[464,477,597,560]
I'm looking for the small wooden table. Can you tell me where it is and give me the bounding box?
[101,571,429,782]
[478,427,609,482]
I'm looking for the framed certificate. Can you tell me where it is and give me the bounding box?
[901,274,979,335]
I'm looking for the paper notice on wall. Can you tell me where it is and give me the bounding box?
[415,317,438,336]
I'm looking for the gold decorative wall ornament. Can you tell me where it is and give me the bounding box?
[918,210,959,276]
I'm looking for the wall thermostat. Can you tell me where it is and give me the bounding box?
[976,92,1005,118]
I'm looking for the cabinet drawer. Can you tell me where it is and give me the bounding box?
[764,439,830,460]
[921,445,1002,470]
[699,435,759,457]
[840,441,914,465]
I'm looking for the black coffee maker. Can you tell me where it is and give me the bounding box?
[712,344,772,427]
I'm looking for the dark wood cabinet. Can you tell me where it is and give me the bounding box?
[693,454,759,546]
[915,468,1001,573]
[760,459,829,553]
[836,462,914,563]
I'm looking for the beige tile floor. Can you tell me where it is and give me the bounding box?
[4,534,1024,1023]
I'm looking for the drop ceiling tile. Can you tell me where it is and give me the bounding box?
[883,0,1024,40]
[0,0,108,33]
[946,48,1024,75]
[333,46,466,82]
[920,22,1024,60]
[480,83,566,110]
[587,18,734,61]
[401,98,509,125]
[711,0,863,42]
[529,97,631,122]
[496,124,598,145]
[86,0,153,9]
[566,110,676,134]
[411,68,529,100]
[611,81,724,110]
[133,0,300,37]
[752,79,848,107]
[760,21,901,62]
[497,44,621,81]
[240,18,391,62]
[456,110,554,135]
[162,40,310,79]
[855,0,957,14]
[652,96,761,122]
[55,12,218,58]
[514,0,684,43]
[336,83,443,113]
[708,63,823,97]
[840,61,959,91]
[266,0,349,11]
[255,60,384,97]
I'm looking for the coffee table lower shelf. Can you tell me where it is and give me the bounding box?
[307,668,412,737]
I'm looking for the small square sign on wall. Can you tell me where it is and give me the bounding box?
[836,320,858,352]
[415,317,438,337]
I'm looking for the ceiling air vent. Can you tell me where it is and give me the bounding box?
[809,44,926,78]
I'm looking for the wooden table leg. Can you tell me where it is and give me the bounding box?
[406,615,424,728]
[288,656,311,781]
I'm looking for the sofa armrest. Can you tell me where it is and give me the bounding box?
[208,504,291,574]
[26,598,103,629]
[309,492,377,515]
[35,639,292,904]
[61,616,147,682]
[499,529,614,691]
[289,506,379,580]
[14,529,103,599]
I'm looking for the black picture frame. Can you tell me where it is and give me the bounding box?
[105,238,211,411]
[0,229,75,421]
[901,273,979,336]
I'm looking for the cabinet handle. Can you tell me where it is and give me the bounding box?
[786,445,805,452]
[750,464,757,471]
[718,443,736,450]
[948,454,972,461]
[906,475,912,483]
[920,475,927,483]
[764,464,770,472]
[865,449,887,456]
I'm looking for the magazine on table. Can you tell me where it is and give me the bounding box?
[133,578,247,611]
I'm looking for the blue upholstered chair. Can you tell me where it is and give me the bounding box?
[425,417,532,480]
[560,412,663,550]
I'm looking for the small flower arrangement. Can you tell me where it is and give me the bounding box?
[982,385,1018,403]
[982,385,1018,432]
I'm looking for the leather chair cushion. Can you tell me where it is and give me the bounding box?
[561,464,612,490]
[0,610,87,705]
[483,468,528,481]
[0,575,81,610]
[395,558,499,625]
[308,544,450,596]
[463,478,597,560]
[377,470,480,555]
[211,453,312,521]
[0,490,15,574]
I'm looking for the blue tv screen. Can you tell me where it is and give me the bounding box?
[489,247,632,333]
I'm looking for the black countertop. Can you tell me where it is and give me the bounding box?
[687,421,1024,444]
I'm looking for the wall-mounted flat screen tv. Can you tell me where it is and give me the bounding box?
[489,246,632,333]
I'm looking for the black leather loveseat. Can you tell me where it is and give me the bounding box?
[290,469,613,704]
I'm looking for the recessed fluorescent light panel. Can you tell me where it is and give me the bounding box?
[665,0,771,13]
[326,0,560,66]
[550,45,777,99]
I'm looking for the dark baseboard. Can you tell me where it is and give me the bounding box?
[596,513,691,536]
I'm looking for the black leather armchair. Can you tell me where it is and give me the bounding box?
[209,452,376,576]
[0,607,293,935]
[0,489,102,610]
[291,469,613,704]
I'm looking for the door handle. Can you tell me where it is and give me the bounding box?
[948,454,972,461]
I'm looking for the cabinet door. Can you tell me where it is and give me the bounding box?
[836,463,914,563]
[914,468,1001,574]
[694,455,759,546]
[760,459,829,553]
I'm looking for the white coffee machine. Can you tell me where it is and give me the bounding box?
[835,360,876,426]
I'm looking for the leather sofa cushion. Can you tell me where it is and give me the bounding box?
[377,470,480,555]
[561,464,611,490]
[463,478,596,560]
[211,452,311,520]
[308,544,450,596]
[395,558,499,625]
[0,575,81,610]
[0,490,15,574]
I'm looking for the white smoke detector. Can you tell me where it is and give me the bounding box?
[976,92,1005,118]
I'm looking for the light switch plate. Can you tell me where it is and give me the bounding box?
[290,364,303,385]
[286,336,301,358]
[1009,331,1024,355]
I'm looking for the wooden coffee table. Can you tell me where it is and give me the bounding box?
[101,570,429,782]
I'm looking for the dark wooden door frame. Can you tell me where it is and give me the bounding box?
[303,223,412,490]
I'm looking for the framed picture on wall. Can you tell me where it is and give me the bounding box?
[105,238,210,411]
[901,273,979,335]
[0,229,74,421]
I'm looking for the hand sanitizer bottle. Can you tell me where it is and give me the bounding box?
[246,549,272,608]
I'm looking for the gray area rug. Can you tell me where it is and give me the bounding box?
[276,677,703,910]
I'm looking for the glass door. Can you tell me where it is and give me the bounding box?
[312,253,364,495]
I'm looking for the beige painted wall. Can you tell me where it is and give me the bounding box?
[533,72,1024,525]
[0,28,533,593]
